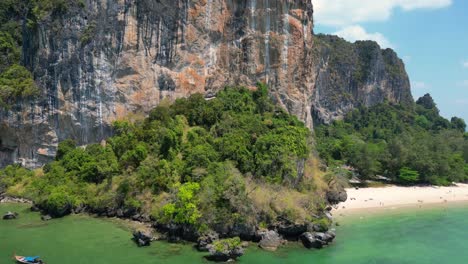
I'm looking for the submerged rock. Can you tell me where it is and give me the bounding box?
[3,211,18,220]
[258,230,284,251]
[41,215,52,221]
[132,230,153,247]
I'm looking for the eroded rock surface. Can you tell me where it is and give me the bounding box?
[0,0,412,168]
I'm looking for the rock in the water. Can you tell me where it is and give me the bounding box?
[3,211,18,220]
[300,230,336,249]
[132,230,153,247]
[258,230,284,251]
[30,204,41,212]
[205,238,245,262]
[41,215,52,221]
[197,232,219,252]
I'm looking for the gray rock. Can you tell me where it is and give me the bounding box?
[3,211,18,220]
[277,223,308,239]
[258,230,284,251]
[41,215,52,221]
[30,204,41,212]
[0,0,412,170]
[326,185,348,205]
[132,230,153,247]
[197,232,219,252]
[300,230,336,249]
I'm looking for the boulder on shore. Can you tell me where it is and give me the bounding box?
[326,185,347,205]
[258,230,284,251]
[3,211,18,220]
[300,230,336,249]
[132,230,153,247]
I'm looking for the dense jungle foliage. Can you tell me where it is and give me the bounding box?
[0,85,329,231]
[316,94,468,185]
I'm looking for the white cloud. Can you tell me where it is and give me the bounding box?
[462,60,468,68]
[412,81,429,90]
[314,0,453,26]
[333,25,393,49]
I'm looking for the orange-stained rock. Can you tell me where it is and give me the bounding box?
[0,0,411,168]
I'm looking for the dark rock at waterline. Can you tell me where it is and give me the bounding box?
[131,214,151,223]
[159,223,199,243]
[197,232,219,251]
[41,215,52,221]
[229,223,258,241]
[277,223,308,239]
[30,204,41,212]
[132,230,153,247]
[300,230,336,249]
[3,211,18,220]
[72,204,86,214]
[258,230,284,251]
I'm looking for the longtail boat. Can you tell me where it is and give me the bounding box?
[14,255,44,264]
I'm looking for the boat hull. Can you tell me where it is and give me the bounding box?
[14,256,43,264]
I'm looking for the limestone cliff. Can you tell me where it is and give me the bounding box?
[0,0,412,168]
[310,35,413,125]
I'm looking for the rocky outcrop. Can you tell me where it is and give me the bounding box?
[300,230,336,249]
[41,214,52,221]
[0,195,33,204]
[258,230,284,251]
[0,0,412,168]
[132,230,154,247]
[3,211,18,220]
[205,240,246,262]
[197,232,220,252]
[311,35,413,126]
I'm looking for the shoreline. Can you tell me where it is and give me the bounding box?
[333,183,468,218]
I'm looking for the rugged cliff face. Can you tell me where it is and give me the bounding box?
[310,35,413,126]
[0,0,412,168]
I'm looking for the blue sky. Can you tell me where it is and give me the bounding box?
[314,0,468,122]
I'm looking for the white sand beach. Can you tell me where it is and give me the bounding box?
[334,183,468,215]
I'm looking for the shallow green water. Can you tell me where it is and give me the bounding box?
[1,203,468,264]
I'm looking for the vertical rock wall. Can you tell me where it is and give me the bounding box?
[0,0,412,168]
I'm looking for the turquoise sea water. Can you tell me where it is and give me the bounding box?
[1,203,468,264]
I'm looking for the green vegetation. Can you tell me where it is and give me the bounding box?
[0,85,327,231]
[80,22,96,45]
[0,64,38,107]
[0,0,89,108]
[317,93,468,185]
[212,237,242,253]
